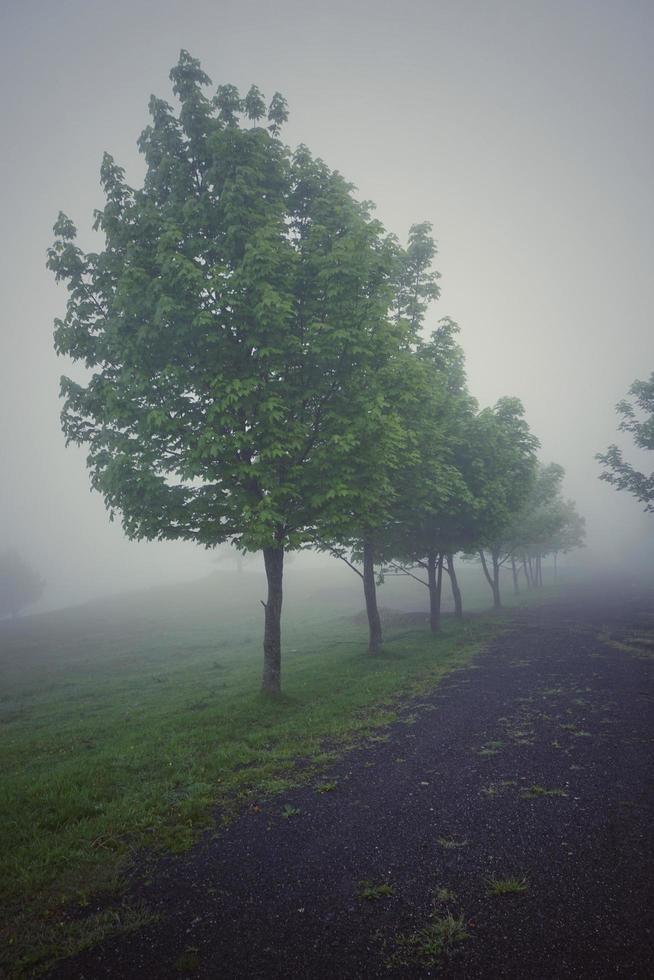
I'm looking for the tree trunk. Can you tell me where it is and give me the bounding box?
[553,552,558,580]
[511,556,520,595]
[427,550,442,633]
[491,551,502,608]
[537,554,543,586]
[479,549,501,609]
[528,555,535,588]
[261,546,284,695]
[362,537,382,655]
[446,553,463,619]
[523,557,532,589]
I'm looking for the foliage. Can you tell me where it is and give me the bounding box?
[314,223,445,650]
[471,397,540,551]
[0,550,44,618]
[391,221,441,331]
[504,464,585,561]
[384,322,475,560]
[48,50,400,556]
[597,373,654,511]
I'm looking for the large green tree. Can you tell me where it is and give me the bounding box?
[48,51,402,695]
[597,373,654,512]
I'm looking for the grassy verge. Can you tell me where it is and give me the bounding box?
[0,577,518,976]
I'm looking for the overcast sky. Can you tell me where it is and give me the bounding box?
[1,0,653,610]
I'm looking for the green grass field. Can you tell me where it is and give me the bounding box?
[0,564,551,975]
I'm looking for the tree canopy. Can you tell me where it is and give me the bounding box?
[597,373,654,512]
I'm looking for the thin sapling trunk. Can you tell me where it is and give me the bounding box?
[362,538,383,655]
[491,551,502,608]
[479,549,502,609]
[427,550,443,633]
[511,556,520,595]
[261,546,284,695]
[446,553,463,619]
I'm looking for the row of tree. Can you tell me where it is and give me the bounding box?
[48,51,583,694]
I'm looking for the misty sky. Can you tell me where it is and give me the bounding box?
[1,0,653,610]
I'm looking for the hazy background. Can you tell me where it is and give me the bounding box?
[1,0,653,613]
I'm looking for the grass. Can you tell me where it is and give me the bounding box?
[480,779,517,797]
[486,875,529,896]
[393,912,469,966]
[175,948,201,972]
[5,901,158,976]
[598,626,654,660]
[0,572,507,976]
[560,723,592,737]
[358,880,395,901]
[476,739,504,756]
[437,835,468,849]
[521,784,568,799]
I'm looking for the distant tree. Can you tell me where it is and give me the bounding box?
[267,92,288,136]
[243,85,266,125]
[320,224,444,652]
[0,551,44,618]
[392,222,441,331]
[382,319,475,631]
[48,51,403,695]
[470,399,540,608]
[318,344,424,655]
[213,83,242,125]
[505,464,584,590]
[547,498,585,580]
[597,373,654,511]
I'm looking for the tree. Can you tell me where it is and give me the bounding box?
[0,551,44,618]
[243,85,266,125]
[470,399,539,608]
[214,83,242,126]
[48,51,402,695]
[267,93,288,137]
[547,498,585,579]
[382,319,475,630]
[597,373,654,511]
[318,343,424,655]
[319,225,445,652]
[505,464,584,590]
[392,222,440,331]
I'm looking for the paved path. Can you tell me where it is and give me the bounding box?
[50,582,654,979]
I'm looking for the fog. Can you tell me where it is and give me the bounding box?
[1,0,653,614]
